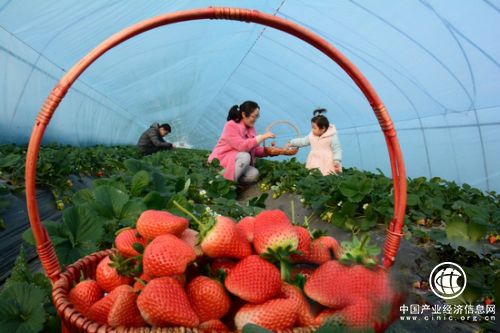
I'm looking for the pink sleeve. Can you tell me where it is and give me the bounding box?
[224,122,259,152]
[254,146,267,157]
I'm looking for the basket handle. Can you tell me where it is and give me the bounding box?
[25,7,406,282]
[263,120,300,148]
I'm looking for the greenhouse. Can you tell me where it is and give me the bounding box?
[0,1,498,332]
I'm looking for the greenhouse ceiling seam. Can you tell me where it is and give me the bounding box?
[0,25,142,128]
[350,0,475,106]
[277,11,465,114]
[421,0,490,190]
[189,0,288,137]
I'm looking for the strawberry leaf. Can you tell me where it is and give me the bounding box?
[24,206,104,267]
[130,170,151,197]
[242,323,273,333]
[316,319,374,333]
[0,282,46,333]
[340,234,380,267]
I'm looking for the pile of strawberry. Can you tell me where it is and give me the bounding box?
[68,205,401,332]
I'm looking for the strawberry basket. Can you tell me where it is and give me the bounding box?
[25,7,407,333]
[263,120,300,157]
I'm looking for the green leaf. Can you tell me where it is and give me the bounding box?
[124,158,153,173]
[338,175,373,203]
[22,228,36,246]
[406,193,420,206]
[248,193,268,208]
[179,178,191,195]
[242,324,273,333]
[53,206,104,266]
[92,186,130,218]
[316,319,375,333]
[22,221,66,247]
[119,199,146,220]
[445,220,487,243]
[0,282,46,333]
[468,222,487,242]
[445,220,470,241]
[4,247,31,289]
[0,217,5,231]
[130,170,150,197]
[63,206,103,245]
[0,153,21,168]
[428,229,447,242]
[143,191,167,209]
[71,188,94,205]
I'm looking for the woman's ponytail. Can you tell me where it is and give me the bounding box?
[227,105,241,122]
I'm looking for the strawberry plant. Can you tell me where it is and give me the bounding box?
[0,247,59,333]
[22,206,104,267]
[0,184,10,231]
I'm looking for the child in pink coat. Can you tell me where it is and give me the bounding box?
[288,109,342,176]
[208,101,275,183]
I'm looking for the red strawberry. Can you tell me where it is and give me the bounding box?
[314,308,337,326]
[252,210,298,258]
[304,260,353,309]
[108,285,146,327]
[290,226,312,262]
[137,277,199,327]
[281,283,316,326]
[68,280,103,316]
[224,255,281,303]
[327,297,376,328]
[143,234,196,277]
[304,261,393,309]
[349,264,394,304]
[488,234,497,244]
[199,319,230,331]
[253,221,299,255]
[187,276,231,322]
[136,209,188,240]
[180,228,199,247]
[234,298,298,331]
[483,296,494,305]
[134,273,186,291]
[237,216,256,242]
[133,273,151,292]
[302,236,342,264]
[210,258,237,277]
[87,285,130,324]
[254,210,291,229]
[114,228,147,257]
[180,228,204,257]
[95,255,133,292]
[201,216,252,259]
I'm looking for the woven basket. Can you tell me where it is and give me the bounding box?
[25,7,407,333]
[263,120,300,156]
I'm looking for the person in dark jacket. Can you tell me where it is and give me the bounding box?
[137,123,174,155]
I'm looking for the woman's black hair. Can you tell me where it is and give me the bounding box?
[226,101,260,122]
[311,108,329,129]
[160,123,171,132]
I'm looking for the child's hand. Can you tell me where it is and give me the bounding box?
[333,161,342,173]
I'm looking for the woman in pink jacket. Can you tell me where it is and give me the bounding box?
[288,108,342,176]
[208,101,275,183]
